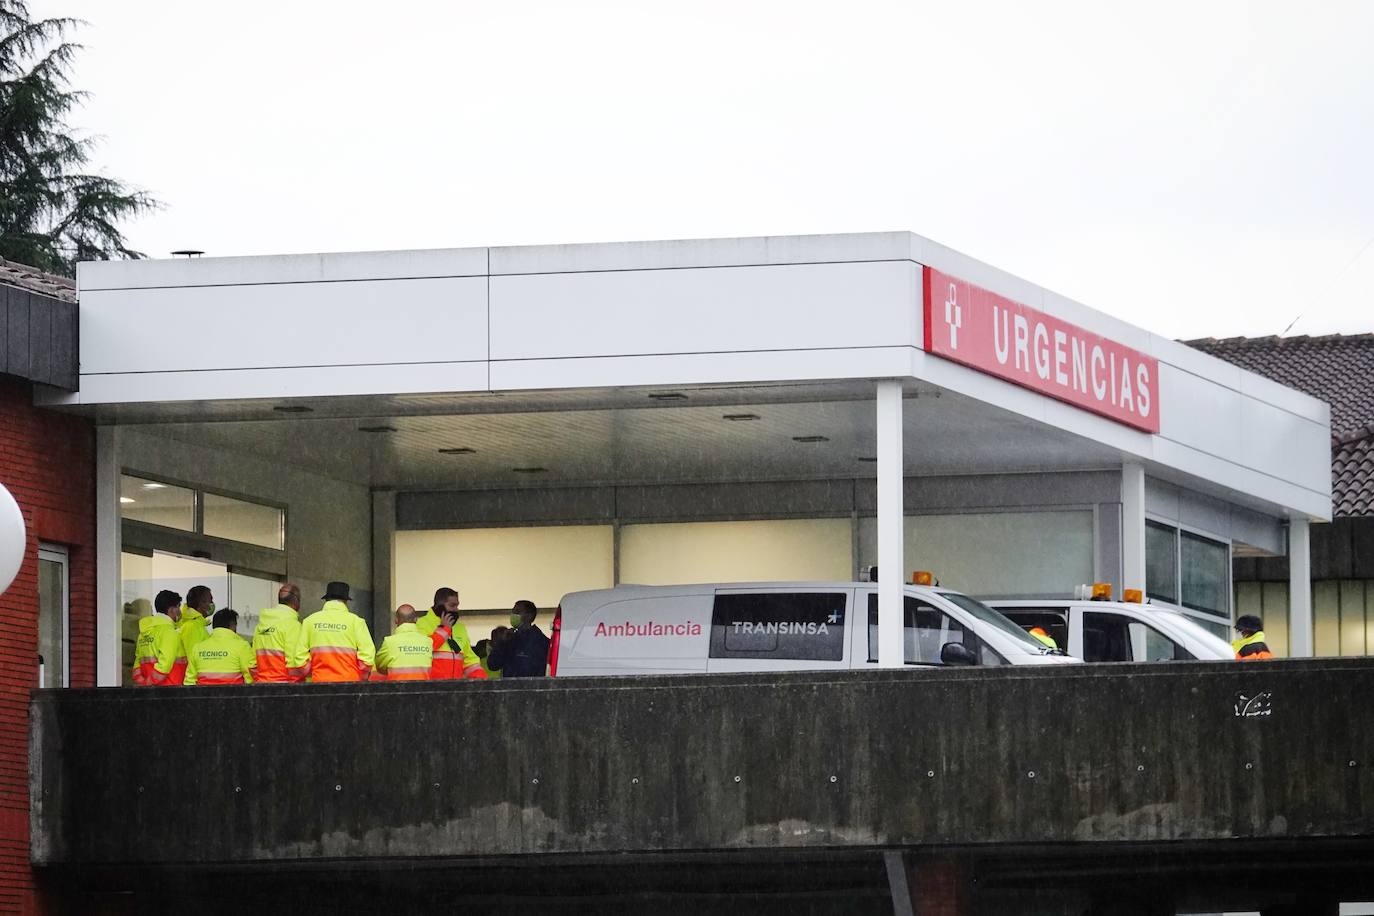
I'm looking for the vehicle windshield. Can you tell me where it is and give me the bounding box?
[939,592,1056,654]
[1154,609,1234,658]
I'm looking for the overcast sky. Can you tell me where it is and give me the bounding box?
[31,0,1374,340]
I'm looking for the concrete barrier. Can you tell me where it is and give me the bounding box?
[29,659,1374,867]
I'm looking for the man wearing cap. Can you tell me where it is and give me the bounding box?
[1232,614,1274,661]
[288,581,376,682]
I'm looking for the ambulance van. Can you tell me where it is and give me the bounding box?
[548,579,1081,677]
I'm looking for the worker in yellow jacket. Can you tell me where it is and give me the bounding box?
[416,586,486,679]
[132,590,187,686]
[252,582,306,683]
[177,585,215,657]
[288,581,376,683]
[185,609,258,685]
[375,604,433,681]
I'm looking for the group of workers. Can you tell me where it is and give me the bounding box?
[131,580,552,686]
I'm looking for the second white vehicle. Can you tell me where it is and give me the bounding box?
[990,596,1233,662]
[549,580,1080,677]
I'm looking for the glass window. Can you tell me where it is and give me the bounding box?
[120,475,194,532]
[229,571,283,638]
[1082,612,1193,662]
[38,545,68,688]
[710,592,846,661]
[1180,530,1228,614]
[621,519,852,586]
[1145,521,1178,604]
[865,594,1003,665]
[998,609,1069,653]
[203,493,284,550]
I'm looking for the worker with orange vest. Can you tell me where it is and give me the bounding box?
[288,581,376,682]
[416,586,487,680]
[185,608,258,685]
[252,582,306,683]
[1027,626,1059,651]
[1232,614,1274,660]
[132,589,187,686]
[375,604,433,681]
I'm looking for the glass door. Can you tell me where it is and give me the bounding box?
[38,544,69,688]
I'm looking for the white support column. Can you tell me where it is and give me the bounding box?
[1120,462,1146,593]
[95,426,121,687]
[876,380,905,668]
[1288,517,1313,657]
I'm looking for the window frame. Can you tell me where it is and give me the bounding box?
[37,543,70,688]
[1143,515,1232,631]
[120,470,287,553]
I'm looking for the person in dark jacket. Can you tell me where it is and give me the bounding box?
[488,600,550,677]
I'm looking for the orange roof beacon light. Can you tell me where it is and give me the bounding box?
[1122,588,1144,604]
[912,571,935,586]
[1091,582,1112,601]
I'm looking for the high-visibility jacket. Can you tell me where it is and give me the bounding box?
[1233,630,1274,661]
[289,600,376,683]
[252,604,305,682]
[132,613,186,686]
[178,607,210,657]
[1028,627,1059,650]
[416,609,487,680]
[375,623,433,681]
[185,627,258,685]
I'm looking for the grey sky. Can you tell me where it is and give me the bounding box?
[33,0,1374,340]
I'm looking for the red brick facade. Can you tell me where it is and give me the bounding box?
[0,377,95,915]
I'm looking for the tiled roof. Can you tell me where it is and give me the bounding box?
[0,257,77,303]
[1333,426,1374,517]
[1185,333,1374,518]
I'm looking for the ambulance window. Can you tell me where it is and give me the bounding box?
[710,592,846,661]
[866,595,993,665]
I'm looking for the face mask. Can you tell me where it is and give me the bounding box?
[510,613,522,627]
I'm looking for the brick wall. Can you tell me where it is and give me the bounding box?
[0,377,95,915]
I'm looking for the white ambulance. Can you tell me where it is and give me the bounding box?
[547,579,1080,677]
[990,590,1233,663]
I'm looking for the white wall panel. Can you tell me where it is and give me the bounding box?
[857,511,1094,598]
[489,261,917,360]
[79,277,488,374]
[619,519,852,585]
[393,526,614,611]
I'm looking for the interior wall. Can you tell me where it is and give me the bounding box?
[117,427,373,618]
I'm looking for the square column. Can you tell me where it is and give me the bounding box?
[94,427,121,687]
[876,380,904,668]
[1288,517,1312,657]
[1121,462,1146,593]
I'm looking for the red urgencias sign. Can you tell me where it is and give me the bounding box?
[922,267,1161,433]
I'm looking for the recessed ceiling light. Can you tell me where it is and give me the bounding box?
[120,496,135,504]
[141,482,167,490]
[792,435,830,443]
[438,447,476,455]
[723,413,760,421]
[647,392,688,401]
[856,456,878,463]
[273,405,313,414]
[358,425,397,433]
[512,466,548,474]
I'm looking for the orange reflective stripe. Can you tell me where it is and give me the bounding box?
[309,645,364,682]
[384,666,430,680]
[463,664,488,680]
[195,673,246,685]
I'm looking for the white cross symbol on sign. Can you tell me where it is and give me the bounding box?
[944,282,962,349]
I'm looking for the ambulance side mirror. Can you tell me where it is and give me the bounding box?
[940,642,977,667]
